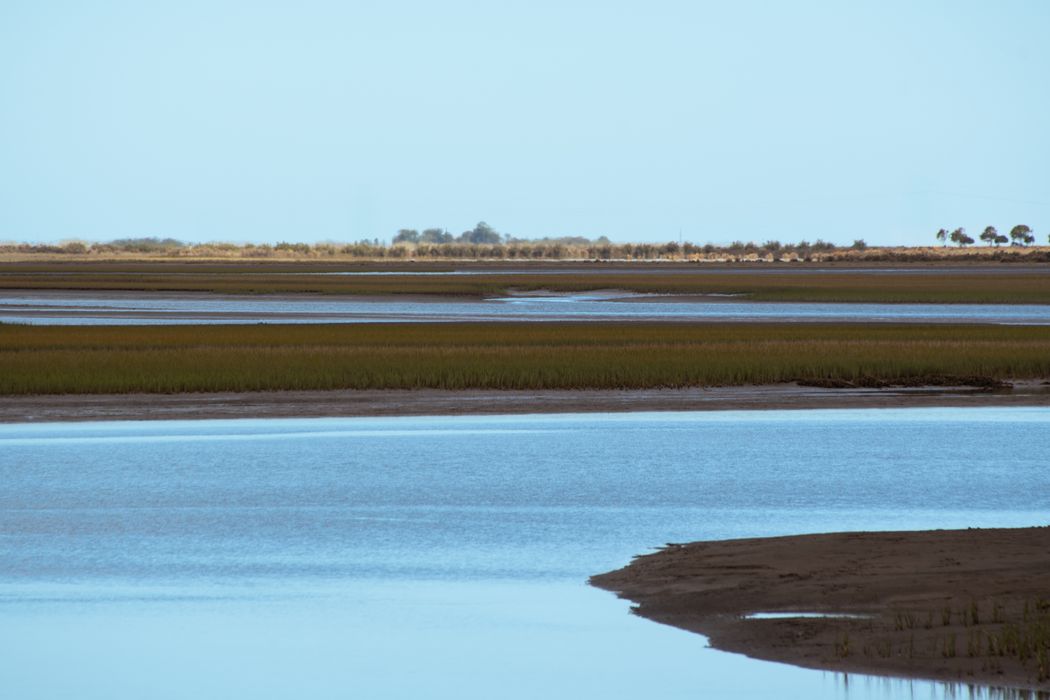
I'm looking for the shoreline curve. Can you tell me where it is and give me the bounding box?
[590,527,1050,693]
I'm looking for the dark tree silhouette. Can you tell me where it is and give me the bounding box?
[420,228,453,244]
[1010,225,1033,246]
[459,222,502,244]
[948,228,973,247]
[393,229,420,244]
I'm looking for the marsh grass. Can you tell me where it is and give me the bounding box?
[2,264,1050,303]
[860,600,1050,686]
[2,322,1048,395]
[983,600,1050,682]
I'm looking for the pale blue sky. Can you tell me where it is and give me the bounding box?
[2,1,1047,245]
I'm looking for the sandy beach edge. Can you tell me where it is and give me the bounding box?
[1,381,1048,423]
[590,527,1050,693]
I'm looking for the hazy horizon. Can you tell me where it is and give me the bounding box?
[2,1,1048,246]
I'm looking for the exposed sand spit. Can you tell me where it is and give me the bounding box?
[592,527,1050,692]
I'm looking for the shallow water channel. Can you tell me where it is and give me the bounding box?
[3,290,1050,325]
[2,408,1048,698]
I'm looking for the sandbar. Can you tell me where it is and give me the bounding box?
[591,527,1050,692]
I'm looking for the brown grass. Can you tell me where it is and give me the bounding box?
[2,322,1048,394]
[2,264,1050,303]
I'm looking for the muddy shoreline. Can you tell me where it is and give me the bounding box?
[591,527,1050,692]
[1,381,1047,423]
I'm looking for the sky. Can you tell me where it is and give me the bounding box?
[1,1,1048,246]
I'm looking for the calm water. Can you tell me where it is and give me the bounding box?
[3,290,1050,324]
[2,408,1048,699]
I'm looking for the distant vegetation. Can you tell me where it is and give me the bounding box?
[937,225,1038,248]
[2,323,1048,395]
[3,221,1046,262]
[0,230,845,262]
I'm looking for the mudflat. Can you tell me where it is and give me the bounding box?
[591,527,1050,692]
[1,381,1047,423]
[3,260,1050,303]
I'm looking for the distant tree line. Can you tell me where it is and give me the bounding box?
[935,225,1039,247]
[4,234,842,261]
[389,222,860,260]
[4,221,1048,261]
[0,236,911,262]
[392,221,618,248]
[393,222,509,245]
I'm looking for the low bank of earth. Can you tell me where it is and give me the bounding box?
[591,527,1050,692]
[1,381,1048,423]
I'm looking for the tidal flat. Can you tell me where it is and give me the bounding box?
[2,260,1050,303]
[6,289,1050,325]
[3,382,1049,423]
[592,527,1050,692]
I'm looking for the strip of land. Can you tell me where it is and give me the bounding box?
[2,261,1049,302]
[590,527,1050,692]
[1,381,1048,423]
[3,322,1050,395]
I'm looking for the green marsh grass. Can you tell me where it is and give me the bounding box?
[2,322,1049,395]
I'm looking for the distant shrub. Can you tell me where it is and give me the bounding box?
[108,237,185,252]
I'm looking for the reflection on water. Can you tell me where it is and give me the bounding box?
[2,408,1049,698]
[3,291,1050,325]
[835,674,1050,700]
[745,612,873,620]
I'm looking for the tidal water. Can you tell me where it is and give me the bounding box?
[3,290,1050,325]
[2,408,1048,699]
